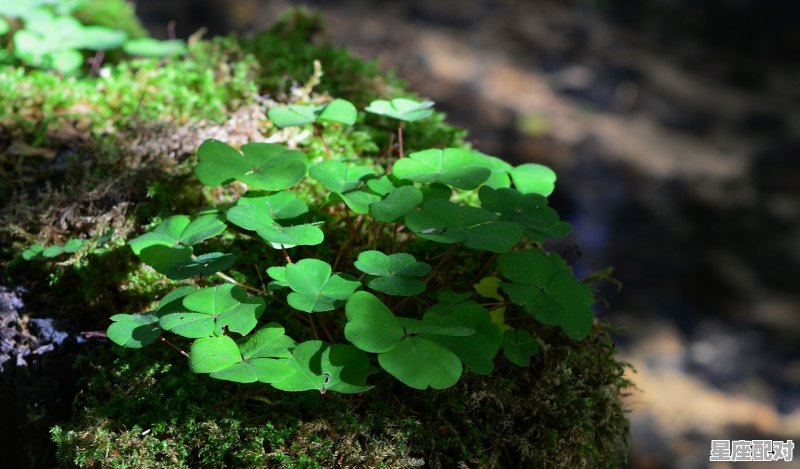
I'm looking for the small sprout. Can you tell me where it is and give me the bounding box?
[268,98,357,128]
[365,98,434,122]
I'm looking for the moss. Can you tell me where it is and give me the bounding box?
[0,36,258,141]
[51,323,629,468]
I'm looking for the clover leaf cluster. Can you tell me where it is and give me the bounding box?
[108,97,597,392]
[0,0,186,74]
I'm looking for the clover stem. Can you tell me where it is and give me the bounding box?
[469,253,498,285]
[160,336,189,358]
[280,245,293,264]
[397,125,404,159]
[308,314,319,339]
[215,272,265,295]
[342,204,355,239]
[425,245,457,283]
[89,51,105,77]
[293,311,313,328]
[319,315,336,342]
[315,124,332,159]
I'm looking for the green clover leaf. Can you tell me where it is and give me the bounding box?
[309,160,375,193]
[158,284,265,338]
[502,329,540,367]
[377,336,462,390]
[268,104,317,127]
[392,148,491,189]
[269,99,358,128]
[479,186,571,241]
[328,190,381,214]
[236,191,309,220]
[226,199,324,248]
[189,335,242,374]
[498,249,594,339]
[344,291,405,353]
[128,214,227,278]
[195,140,307,191]
[344,292,466,389]
[270,340,375,393]
[208,324,296,384]
[354,251,431,296]
[365,98,434,122]
[107,312,161,348]
[405,199,523,253]
[166,252,236,280]
[281,259,361,312]
[422,302,502,375]
[123,38,187,57]
[510,163,557,196]
[369,185,423,222]
[316,98,358,125]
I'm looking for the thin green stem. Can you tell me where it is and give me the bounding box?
[216,272,266,295]
[160,336,189,358]
[316,124,332,159]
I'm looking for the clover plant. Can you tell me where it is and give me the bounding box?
[108,98,598,393]
[0,0,186,73]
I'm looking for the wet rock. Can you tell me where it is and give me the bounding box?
[0,286,79,469]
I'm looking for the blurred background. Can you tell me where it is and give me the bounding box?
[133,0,800,467]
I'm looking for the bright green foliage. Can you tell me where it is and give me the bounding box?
[270,340,374,393]
[106,88,598,393]
[498,249,595,340]
[405,199,523,253]
[12,10,126,73]
[195,140,308,191]
[210,324,296,384]
[344,292,471,389]
[309,160,380,214]
[393,148,491,189]
[159,284,265,338]
[354,250,430,296]
[106,312,160,348]
[343,291,405,352]
[267,259,360,312]
[510,163,557,196]
[22,237,85,260]
[502,329,540,366]
[369,185,423,222]
[123,38,186,57]
[226,194,324,248]
[365,98,434,122]
[128,214,229,278]
[479,186,571,241]
[189,336,242,373]
[269,98,357,127]
[309,160,374,193]
[1,0,186,73]
[422,301,502,375]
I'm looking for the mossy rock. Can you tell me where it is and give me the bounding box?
[0,8,631,468]
[52,322,629,468]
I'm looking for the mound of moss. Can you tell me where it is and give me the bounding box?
[52,322,629,468]
[1,7,631,468]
